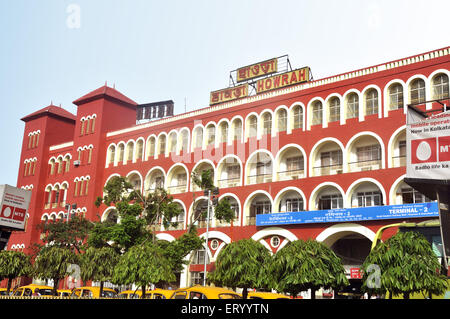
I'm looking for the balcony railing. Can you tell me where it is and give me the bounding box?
[392,155,406,167]
[312,164,343,176]
[218,177,241,188]
[167,184,187,194]
[348,159,381,172]
[247,174,272,185]
[277,169,304,181]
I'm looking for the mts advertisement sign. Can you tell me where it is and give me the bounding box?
[407,108,450,180]
[0,185,31,230]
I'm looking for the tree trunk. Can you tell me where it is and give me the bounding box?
[6,277,12,295]
[100,281,104,298]
[310,288,316,299]
[141,285,146,299]
[53,278,59,296]
[242,287,248,299]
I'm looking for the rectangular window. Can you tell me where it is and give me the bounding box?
[226,164,240,179]
[356,145,381,162]
[356,191,382,207]
[286,156,303,171]
[319,194,343,210]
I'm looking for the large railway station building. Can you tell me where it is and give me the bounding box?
[6,46,450,295]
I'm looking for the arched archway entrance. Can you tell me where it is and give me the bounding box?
[316,223,375,298]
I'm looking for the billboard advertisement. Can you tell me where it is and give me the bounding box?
[406,108,450,180]
[255,202,439,226]
[0,184,32,230]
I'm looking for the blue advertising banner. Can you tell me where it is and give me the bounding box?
[255,202,439,226]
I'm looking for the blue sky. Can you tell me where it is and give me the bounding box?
[1,0,449,186]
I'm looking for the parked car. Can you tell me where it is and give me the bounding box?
[171,286,241,299]
[70,286,118,299]
[247,291,290,299]
[118,288,174,299]
[12,284,55,297]
[57,289,73,297]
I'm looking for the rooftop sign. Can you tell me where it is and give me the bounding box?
[209,55,310,106]
[256,67,309,94]
[209,84,248,106]
[236,58,278,83]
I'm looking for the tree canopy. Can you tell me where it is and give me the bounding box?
[208,239,272,299]
[362,231,448,299]
[270,239,349,298]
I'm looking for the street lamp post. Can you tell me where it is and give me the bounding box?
[203,187,219,286]
[65,203,77,222]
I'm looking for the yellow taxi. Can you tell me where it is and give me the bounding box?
[57,289,73,297]
[118,288,174,299]
[170,286,241,299]
[70,286,118,299]
[0,288,10,296]
[247,291,290,299]
[12,284,55,297]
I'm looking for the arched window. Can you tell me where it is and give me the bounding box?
[118,144,125,163]
[312,101,323,126]
[169,132,177,153]
[219,122,228,144]
[410,78,426,104]
[328,97,340,123]
[126,142,134,163]
[346,93,359,119]
[136,140,144,160]
[158,135,166,156]
[194,127,203,149]
[432,74,449,100]
[181,130,189,152]
[389,83,404,110]
[247,115,257,138]
[291,104,303,130]
[147,137,156,159]
[262,113,272,135]
[108,145,116,165]
[232,118,242,141]
[206,125,215,146]
[365,89,378,116]
[276,109,287,133]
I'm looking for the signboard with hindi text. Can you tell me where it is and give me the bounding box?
[236,58,278,83]
[209,84,248,106]
[256,202,439,226]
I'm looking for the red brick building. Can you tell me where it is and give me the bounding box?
[7,46,450,294]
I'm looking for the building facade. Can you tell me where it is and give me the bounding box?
[7,47,450,292]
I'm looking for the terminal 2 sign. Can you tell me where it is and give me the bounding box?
[209,56,310,105]
[256,202,439,226]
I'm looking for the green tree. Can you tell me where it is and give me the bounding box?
[208,239,272,299]
[92,176,183,250]
[0,250,33,294]
[156,230,204,280]
[80,247,119,297]
[270,239,348,299]
[189,169,235,232]
[112,242,175,298]
[33,246,78,295]
[35,214,93,254]
[362,231,447,299]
